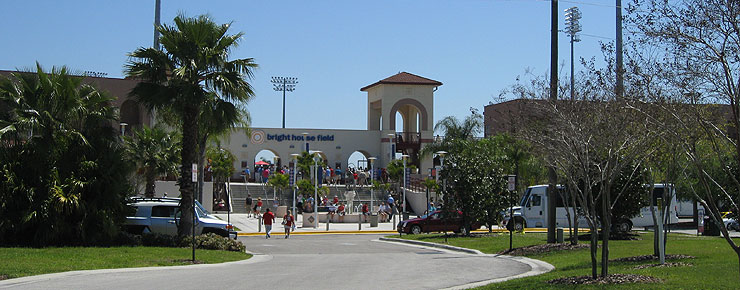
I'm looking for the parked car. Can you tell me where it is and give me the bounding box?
[397,210,480,235]
[124,197,236,239]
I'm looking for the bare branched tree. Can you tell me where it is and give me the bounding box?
[508,68,653,278]
[628,0,740,277]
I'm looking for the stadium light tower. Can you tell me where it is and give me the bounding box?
[565,6,582,101]
[271,77,298,128]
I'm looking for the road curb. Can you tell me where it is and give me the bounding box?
[379,237,483,255]
[378,237,555,289]
[0,253,267,288]
[238,230,397,236]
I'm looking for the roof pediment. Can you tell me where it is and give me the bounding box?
[360,72,442,91]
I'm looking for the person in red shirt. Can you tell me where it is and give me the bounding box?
[337,203,346,223]
[255,197,263,218]
[283,210,294,239]
[333,196,339,205]
[262,208,275,239]
[362,203,369,222]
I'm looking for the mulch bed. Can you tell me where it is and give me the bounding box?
[634,262,693,269]
[548,274,662,285]
[577,232,641,241]
[497,243,590,256]
[0,275,7,281]
[611,254,695,262]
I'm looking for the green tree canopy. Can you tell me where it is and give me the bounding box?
[0,64,132,246]
[439,138,508,235]
[125,14,257,236]
[125,126,180,198]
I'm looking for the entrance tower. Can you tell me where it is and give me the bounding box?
[361,72,441,172]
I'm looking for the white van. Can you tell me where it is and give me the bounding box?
[504,184,678,232]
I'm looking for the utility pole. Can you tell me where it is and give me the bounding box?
[616,0,624,99]
[271,77,298,129]
[153,0,161,50]
[547,0,559,244]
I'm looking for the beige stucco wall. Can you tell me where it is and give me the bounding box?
[223,128,382,175]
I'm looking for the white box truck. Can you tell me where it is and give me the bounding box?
[504,183,678,232]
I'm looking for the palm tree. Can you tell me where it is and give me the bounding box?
[267,172,289,205]
[124,126,180,198]
[420,109,483,159]
[433,110,483,141]
[156,92,250,201]
[0,64,132,246]
[125,14,258,236]
[206,146,236,207]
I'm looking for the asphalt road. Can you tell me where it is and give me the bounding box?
[0,234,536,290]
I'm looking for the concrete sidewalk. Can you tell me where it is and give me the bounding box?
[213,213,555,236]
[214,213,400,236]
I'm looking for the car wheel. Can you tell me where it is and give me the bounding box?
[616,220,632,232]
[459,226,469,236]
[513,218,525,232]
[410,225,422,235]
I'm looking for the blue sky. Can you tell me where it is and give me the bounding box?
[0,0,620,132]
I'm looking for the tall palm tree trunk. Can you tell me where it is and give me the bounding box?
[145,168,156,198]
[178,104,199,237]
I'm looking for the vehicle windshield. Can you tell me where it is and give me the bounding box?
[195,204,206,219]
[194,200,210,216]
[519,188,531,207]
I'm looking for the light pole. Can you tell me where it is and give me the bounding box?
[387,133,395,163]
[291,153,299,221]
[313,151,323,229]
[271,77,298,128]
[565,6,581,101]
[368,157,377,211]
[402,154,409,215]
[273,156,279,207]
[120,122,128,136]
[436,151,447,203]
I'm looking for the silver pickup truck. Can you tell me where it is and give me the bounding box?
[124,197,236,239]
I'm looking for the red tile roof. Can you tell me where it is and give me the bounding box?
[360,72,442,91]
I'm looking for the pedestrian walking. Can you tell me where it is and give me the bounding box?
[387,195,395,221]
[255,197,263,218]
[263,208,275,239]
[245,194,253,217]
[283,210,295,239]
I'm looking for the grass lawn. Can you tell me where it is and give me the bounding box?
[0,247,251,280]
[400,231,740,289]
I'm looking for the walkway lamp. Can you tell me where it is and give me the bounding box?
[402,154,409,214]
[368,157,377,211]
[435,151,447,202]
[291,153,299,219]
[273,156,279,206]
[120,122,128,136]
[313,151,323,229]
[302,132,310,152]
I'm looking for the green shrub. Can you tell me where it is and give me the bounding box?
[114,232,245,252]
[180,233,246,252]
[141,233,179,247]
[114,231,143,246]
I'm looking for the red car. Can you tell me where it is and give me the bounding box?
[397,210,481,235]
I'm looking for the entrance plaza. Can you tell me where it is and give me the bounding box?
[223,72,441,178]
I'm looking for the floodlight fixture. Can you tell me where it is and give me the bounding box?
[271,76,299,128]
